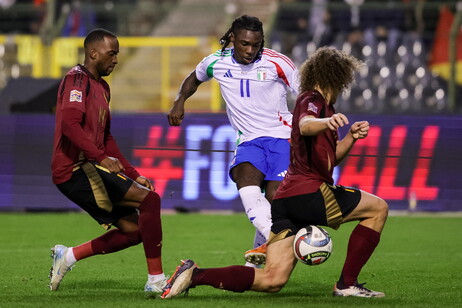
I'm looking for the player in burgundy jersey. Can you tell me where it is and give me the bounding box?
[49,29,167,295]
[161,47,388,299]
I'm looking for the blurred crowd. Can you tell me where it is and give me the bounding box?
[0,0,460,114]
[0,0,173,38]
[271,0,456,114]
[272,0,442,64]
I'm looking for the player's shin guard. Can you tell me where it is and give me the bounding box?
[71,229,142,261]
[239,186,272,240]
[89,229,141,256]
[339,224,380,287]
[139,192,163,274]
[191,266,255,292]
[139,191,163,258]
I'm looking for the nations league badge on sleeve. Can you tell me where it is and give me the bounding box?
[69,90,83,103]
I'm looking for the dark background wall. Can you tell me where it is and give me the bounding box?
[0,113,460,212]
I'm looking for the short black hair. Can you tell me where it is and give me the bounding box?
[84,28,117,49]
[219,15,265,55]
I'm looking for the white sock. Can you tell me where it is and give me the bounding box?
[148,273,166,283]
[65,247,77,266]
[238,186,272,240]
[253,229,266,248]
[244,262,262,268]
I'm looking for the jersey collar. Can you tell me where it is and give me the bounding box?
[78,64,97,80]
[231,48,262,65]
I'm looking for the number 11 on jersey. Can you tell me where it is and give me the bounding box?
[240,79,250,97]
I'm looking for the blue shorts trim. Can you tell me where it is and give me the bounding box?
[229,137,290,182]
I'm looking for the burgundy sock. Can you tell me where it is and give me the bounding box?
[191,266,255,292]
[138,191,162,259]
[339,224,380,287]
[73,229,141,260]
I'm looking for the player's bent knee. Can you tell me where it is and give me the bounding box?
[259,271,289,293]
[138,191,161,214]
[377,198,389,219]
[124,183,151,202]
[372,199,389,230]
[146,190,160,203]
[264,278,288,293]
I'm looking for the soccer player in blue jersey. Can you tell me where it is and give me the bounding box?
[168,15,299,265]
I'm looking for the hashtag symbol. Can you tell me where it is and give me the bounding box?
[132,126,183,197]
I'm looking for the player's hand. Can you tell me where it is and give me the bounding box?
[100,157,124,173]
[167,104,185,126]
[327,113,349,130]
[136,176,154,191]
[350,121,370,140]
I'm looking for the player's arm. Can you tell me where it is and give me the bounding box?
[60,75,117,169]
[61,108,108,163]
[335,120,369,165]
[167,70,203,126]
[61,109,134,176]
[285,63,300,96]
[299,113,349,136]
[103,119,153,190]
[105,133,152,190]
[104,131,139,179]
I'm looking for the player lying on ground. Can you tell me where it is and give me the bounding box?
[161,47,388,299]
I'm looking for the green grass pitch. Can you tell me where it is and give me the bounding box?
[0,212,461,307]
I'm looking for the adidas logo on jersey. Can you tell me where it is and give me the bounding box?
[277,170,287,177]
[223,70,233,77]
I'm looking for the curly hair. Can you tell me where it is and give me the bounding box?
[299,47,364,103]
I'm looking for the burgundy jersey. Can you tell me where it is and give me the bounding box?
[52,65,139,184]
[274,90,338,199]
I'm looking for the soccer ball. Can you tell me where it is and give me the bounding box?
[293,225,333,265]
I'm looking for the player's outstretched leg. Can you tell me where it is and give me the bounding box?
[49,245,74,291]
[161,260,197,298]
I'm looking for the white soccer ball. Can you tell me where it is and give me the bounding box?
[293,225,333,265]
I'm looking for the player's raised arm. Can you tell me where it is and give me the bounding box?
[335,120,369,165]
[299,113,349,136]
[167,70,203,126]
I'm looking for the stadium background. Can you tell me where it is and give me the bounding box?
[0,0,461,213]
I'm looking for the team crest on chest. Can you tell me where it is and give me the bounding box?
[257,68,267,81]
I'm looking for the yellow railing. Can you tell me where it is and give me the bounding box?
[0,35,222,112]
[7,35,45,78]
